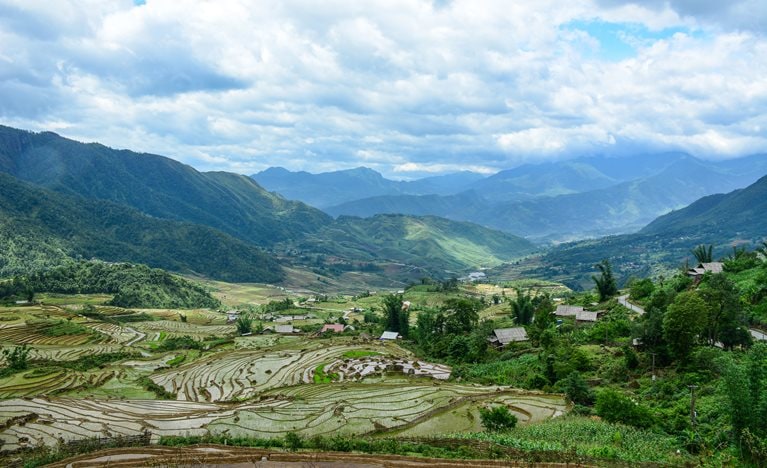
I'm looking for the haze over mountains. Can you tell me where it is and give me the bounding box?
[254,153,767,242]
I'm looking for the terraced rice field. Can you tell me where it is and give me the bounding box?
[0,368,115,398]
[133,320,234,340]
[0,322,96,347]
[150,342,413,401]
[26,344,128,362]
[0,384,567,451]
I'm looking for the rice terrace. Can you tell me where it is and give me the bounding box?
[0,283,590,467]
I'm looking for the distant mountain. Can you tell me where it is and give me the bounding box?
[296,214,535,274]
[251,166,484,208]
[0,126,330,247]
[508,173,767,289]
[0,126,536,283]
[0,172,283,282]
[641,172,767,239]
[329,154,767,241]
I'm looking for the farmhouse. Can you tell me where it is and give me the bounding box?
[380,331,401,340]
[320,324,345,333]
[555,305,583,317]
[575,310,600,323]
[488,327,528,347]
[687,262,724,281]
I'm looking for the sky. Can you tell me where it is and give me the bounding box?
[0,0,765,179]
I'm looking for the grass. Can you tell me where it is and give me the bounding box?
[453,416,690,465]
[342,350,381,359]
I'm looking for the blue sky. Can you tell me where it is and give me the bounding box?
[0,0,765,178]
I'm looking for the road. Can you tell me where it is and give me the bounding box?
[751,328,767,342]
[618,295,766,342]
[618,294,645,315]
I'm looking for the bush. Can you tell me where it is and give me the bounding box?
[479,405,518,432]
[595,389,655,429]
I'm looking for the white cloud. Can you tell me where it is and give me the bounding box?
[0,0,765,177]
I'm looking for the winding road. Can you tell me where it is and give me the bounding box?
[618,294,766,342]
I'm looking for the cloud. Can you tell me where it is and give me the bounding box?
[0,0,765,177]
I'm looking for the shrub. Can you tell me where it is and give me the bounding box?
[479,405,518,432]
[595,389,655,429]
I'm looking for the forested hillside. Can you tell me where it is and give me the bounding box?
[0,126,331,247]
[0,260,220,309]
[297,214,535,274]
[0,173,283,282]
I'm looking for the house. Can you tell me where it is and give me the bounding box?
[687,262,724,281]
[575,310,600,323]
[555,305,584,317]
[320,324,345,333]
[380,331,401,340]
[488,327,528,347]
[275,325,296,334]
[226,310,239,323]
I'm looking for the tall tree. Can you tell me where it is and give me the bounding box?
[699,274,751,349]
[382,294,404,334]
[692,244,714,264]
[662,291,707,361]
[509,288,535,325]
[592,259,618,302]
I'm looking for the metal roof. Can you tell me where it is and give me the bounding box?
[492,327,528,344]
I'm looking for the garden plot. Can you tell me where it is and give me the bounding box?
[324,356,451,380]
[150,343,374,401]
[0,385,567,451]
[0,368,115,398]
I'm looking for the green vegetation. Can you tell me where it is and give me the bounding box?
[479,405,518,432]
[0,260,220,309]
[341,350,380,359]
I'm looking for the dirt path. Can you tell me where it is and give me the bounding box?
[44,445,586,468]
[124,326,146,346]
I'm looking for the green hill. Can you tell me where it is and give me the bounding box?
[0,260,221,309]
[297,214,536,274]
[0,126,330,247]
[0,173,283,282]
[509,174,767,289]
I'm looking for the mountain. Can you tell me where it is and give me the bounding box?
[251,166,484,208]
[641,172,767,239]
[329,155,767,241]
[508,173,767,289]
[0,126,331,247]
[296,214,535,274]
[0,172,283,282]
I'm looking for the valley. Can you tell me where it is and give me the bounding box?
[0,126,766,467]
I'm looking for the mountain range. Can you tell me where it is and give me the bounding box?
[503,173,767,290]
[0,125,533,283]
[256,153,767,241]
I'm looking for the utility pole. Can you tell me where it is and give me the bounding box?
[688,385,699,429]
[649,352,656,382]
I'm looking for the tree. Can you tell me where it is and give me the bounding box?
[662,291,707,361]
[629,278,655,301]
[382,294,404,335]
[595,388,654,428]
[722,344,767,463]
[1,345,30,371]
[479,405,518,431]
[442,298,480,334]
[510,289,535,325]
[592,259,618,302]
[563,371,594,406]
[692,244,713,264]
[698,274,751,349]
[235,315,253,335]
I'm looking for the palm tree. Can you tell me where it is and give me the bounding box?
[592,259,618,302]
[691,244,713,264]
